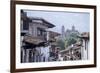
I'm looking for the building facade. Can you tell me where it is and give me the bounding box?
[79,32,90,60]
[47,31,61,61]
[21,10,56,63]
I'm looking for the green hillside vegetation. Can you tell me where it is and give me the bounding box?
[57,33,79,50]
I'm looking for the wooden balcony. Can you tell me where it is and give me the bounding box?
[24,34,47,45]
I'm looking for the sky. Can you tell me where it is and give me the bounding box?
[24,10,90,34]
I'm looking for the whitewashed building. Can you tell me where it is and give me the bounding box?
[80,32,90,60]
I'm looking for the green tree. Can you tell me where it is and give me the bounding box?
[67,37,77,46]
[65,33,78,47]
[56,39,65,50]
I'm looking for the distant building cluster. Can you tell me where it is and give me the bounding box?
[61,25,79,40]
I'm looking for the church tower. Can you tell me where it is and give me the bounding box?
[72,25,75,31]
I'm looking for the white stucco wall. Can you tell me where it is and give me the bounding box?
[40,46,50,62]
[81,39,90,60]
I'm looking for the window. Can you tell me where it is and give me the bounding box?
[23,20,29,30]
[37,28,46,36]
[37,28,42,36]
